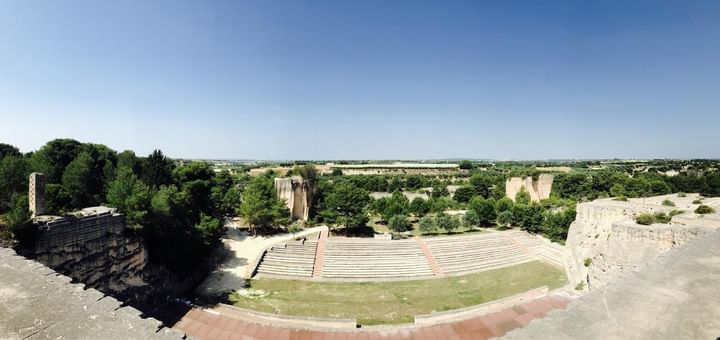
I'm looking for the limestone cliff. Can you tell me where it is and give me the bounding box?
[565,194,720,290]
[275,176,315,221]
[505,174,553,202]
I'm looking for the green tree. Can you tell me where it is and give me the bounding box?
[609,183,626,197]
[194,213,222,246]
[62,152,95,208]
[388,214,412,233]
[0,156,29,212]
[495,197,514,214]
[30,139,82,183]
[141,150,174,187]
[238,176,289,234]
[458,160,473,170]
[431,183,449,198]
[106,168,152,228]
[409,197,430,216]
[514,187,531,205]
[3,194,34,245]
[418,215,437,234]
[519,204,545,233]
[463,209,480,228]
[0,143,21,160]
[469,174,493,198]
[321,181,370,233]
[436,213,460,232]
[453,186,475,203]
[542,208,576,242]
[469,196,497,226]
[497,210,513,227]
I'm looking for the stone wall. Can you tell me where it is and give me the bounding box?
[275,176,315,221]
[29,210,150,303]
[565,194,720,290]
[505,174,553,202]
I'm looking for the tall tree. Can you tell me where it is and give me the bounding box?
[141,150,174,188]
[106,168,152,228]
[238,175,289,234]
[30,138,82,183]
[62,152,95,207]
[321,181,370,233]
[0,143,21,160]
[0,156,29,212]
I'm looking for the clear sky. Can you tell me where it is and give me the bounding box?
[1,1,718,160]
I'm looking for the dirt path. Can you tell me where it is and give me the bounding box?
[195,223,327,298]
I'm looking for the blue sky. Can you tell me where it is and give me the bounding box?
[1,1,718,160]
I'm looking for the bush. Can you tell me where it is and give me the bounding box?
[653,212,671,224]
[662,199,675,207]
[418,216,436,234]
[436,213,460,232]
[677,192,687,197]
[583,258,592,267]
[388,215,413,233]
[636,213,655,225]
[613,196,628,201]
[692,199,703,204]
[669,209,684,217]
[695,205,716,215]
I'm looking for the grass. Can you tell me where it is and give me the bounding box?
[229,261,567,325]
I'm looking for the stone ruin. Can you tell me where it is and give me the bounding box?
[28,172,45,216]
[505,174,553,202]
[275,176,316,221]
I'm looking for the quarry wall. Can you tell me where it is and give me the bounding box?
[565,194,720,290]
[275,176,315,221]
[505,174,553,202]
[28,210,151,304]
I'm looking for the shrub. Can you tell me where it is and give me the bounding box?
[418,216,436,235]
[575,281,586,291]
[653,212,671,224]
[669,209,684,217]
[662,199,675,207]
[388,215,413,233]
[636,213,655,225]
[613,196,628,202]
[583,258,592,267]
[287,223,303,234]
[436,213,460,232]
[677,192,687,197]
[692,199,703,204]
[695,205,716,215]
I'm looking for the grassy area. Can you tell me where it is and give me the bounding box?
[229,261,567,325]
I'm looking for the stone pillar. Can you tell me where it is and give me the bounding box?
[29,172,46,216]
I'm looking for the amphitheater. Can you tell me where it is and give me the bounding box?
[2,193,720,339]
[255,229,565,280]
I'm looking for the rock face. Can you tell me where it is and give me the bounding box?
[275,176,316,221]
[565,194,720,291]
[503,230,720,340]
[505,175,553,202]
[29,209,150,303]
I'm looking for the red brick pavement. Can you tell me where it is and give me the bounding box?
[174,294,572,340]
[312,228,329,278]
[413,237,443,276]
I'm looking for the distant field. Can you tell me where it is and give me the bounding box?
[230,261,567,325]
